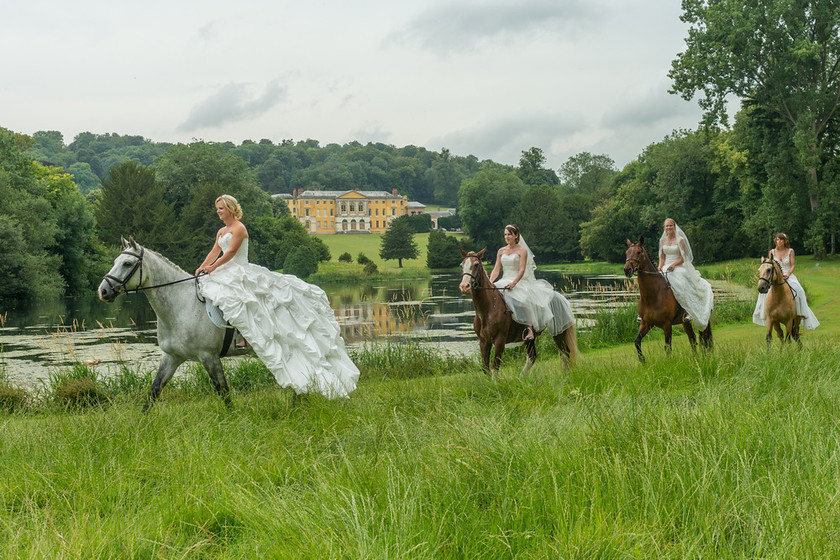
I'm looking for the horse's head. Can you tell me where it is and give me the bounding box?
[623,237,647,278]
[459,248,487,294]
[757,256,779,294]
[98,237,145,302]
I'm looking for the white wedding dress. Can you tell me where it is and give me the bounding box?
[752,251,820,330]
[661,244,714,329]
[199,233,359,398]
[493,252,575,336]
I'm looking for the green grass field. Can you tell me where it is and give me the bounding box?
[1,255,839,557]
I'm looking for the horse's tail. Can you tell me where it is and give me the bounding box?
[557,323,579,368]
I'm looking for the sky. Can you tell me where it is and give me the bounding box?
[1,0,707,171]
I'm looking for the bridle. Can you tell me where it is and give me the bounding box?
[624,246,661,277]
[758,259,795,296]
[101,247,146,294]
[102,246,202,296]
[460,255,506,291]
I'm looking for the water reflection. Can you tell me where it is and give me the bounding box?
[0,270,641,387]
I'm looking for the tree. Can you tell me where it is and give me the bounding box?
[518,147,559,186]
[283,245,318,279]
[669,0,840,254]
[558,152,617,199]
[512,184,577,262]
[0,128,63,300]
[379,215,419,267]
[457,163,526,255]
[426,229,464,268]
[96,161,177,251]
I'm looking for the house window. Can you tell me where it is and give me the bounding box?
[341,203,346,213]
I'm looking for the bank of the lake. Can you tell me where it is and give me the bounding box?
[0,256,837,557]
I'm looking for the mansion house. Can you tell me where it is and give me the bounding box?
[275,188,425,234]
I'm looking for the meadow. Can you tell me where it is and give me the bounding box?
[0,256,838,558]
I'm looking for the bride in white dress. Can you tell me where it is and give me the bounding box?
[488,224,574,339]
[657,218,714,329]
[752,232,820,330]
[196,195,359,398]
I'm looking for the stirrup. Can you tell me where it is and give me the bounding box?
[522,326,534,341]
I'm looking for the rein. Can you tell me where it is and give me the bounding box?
[103,247,201,295]
[759,260,797,297]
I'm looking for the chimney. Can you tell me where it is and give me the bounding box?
[392,189,398,195]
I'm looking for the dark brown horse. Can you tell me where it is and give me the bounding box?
[757,256,800,345]
[458,249,578,374]
[624,238,712,362]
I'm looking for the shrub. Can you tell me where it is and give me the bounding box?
[283,246,318,279]
[54,377,109,410]
[363,261,379,275]
[0,383,28,413]
[338,252,353,263]
[357,252,372,265]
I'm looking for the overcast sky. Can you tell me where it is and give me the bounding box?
[1,0,706,170]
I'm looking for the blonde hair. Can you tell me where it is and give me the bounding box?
[215,195,243,220]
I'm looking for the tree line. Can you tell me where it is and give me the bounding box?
[3,1,839,302]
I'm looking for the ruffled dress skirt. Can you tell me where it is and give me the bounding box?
[199,261,359,398]
[493,277,575,336]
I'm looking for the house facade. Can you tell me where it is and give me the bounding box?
[276,189,410,234]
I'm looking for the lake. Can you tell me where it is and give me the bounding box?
[0,270,645,388]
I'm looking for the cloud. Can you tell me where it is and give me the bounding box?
[430,112,587,165]
[390,0,596,54]
[178,79,287,132]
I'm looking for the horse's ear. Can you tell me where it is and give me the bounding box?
[459,248,467,258]
[128,236,138,249]
[477,248,486,259]
[639,236,645,246]
[625,239,633,247]
[121,236,128,248]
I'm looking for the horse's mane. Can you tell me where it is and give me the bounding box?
[130,242,190,275]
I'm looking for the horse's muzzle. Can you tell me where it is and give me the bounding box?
[623,264,636,278]
[98,280,118,302]
[459,280,472,294]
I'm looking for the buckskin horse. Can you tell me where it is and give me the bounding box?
[459,249,578,374]
[756,256,800,345]
[624,237,712,362]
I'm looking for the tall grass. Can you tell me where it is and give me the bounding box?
[1,341,839,557]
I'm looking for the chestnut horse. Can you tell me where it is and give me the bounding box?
[757,256,800,345]
[459,249,578,374]
[624,238,712,362]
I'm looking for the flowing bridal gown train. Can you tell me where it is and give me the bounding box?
[199,233,359,398]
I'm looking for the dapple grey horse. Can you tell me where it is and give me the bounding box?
[98,238,247,410]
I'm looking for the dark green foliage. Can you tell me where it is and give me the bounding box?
[363,261,378,275]
[458,163,526,255]
[338,252,353,263]
[357,252,371,265]
[512,184,578,262]
[404,213,432,233]
[426,229,465,269]
[283,245,318,279]
[249,215,325,270]
[0,128,65,300]
[379,215,419,267]
[437,213,461,230]
[96,161,177,251]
